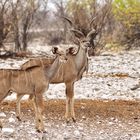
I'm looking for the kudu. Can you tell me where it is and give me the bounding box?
[0,47,69,132]
[17,24,96,123]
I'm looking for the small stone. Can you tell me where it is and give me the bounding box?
[110,117,116,121]
[2,128,14,135]
[82,116,86,120]
[8,117,15,123]
[108,121,114,125]
[0,112,6,117]
[42,134,49,140]
[9,138,15,140]
[74,130,81,138]
[63,132,70,139]
[97,121,102,124]
[99,131,104,134]
[78,126,84,131]
[81,106,85,109]
[10,111,15,115]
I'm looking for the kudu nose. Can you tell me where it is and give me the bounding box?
[85,41,90,48]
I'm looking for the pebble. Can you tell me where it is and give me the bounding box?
[63,132,71,139]
[0,112,6,117]
[2,128,14,135]
[8,117,15,123]
[74,130,81,138]
[82,116,86,120]
[78,126,84,131]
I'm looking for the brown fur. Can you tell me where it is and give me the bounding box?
[0,47,69,132]
[0,67,47,131]
[21,58,55,70]
[17,35,92,123]
[16,28,95,124]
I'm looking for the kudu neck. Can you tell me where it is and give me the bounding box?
[45,56,60,79]
[74,44,87,70]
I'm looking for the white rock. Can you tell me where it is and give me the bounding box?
[81,106,85,109]
[82,116,86,120]
[78,126,84,131]
[2,128,14,135]
[9,111,16,115]
[130,134,140,140]
[0,112,6,117]
[9,138,15,140]
[74,130,81,137]
[108,121,114,125]
[8,117,15,123]
[63,132,70,139]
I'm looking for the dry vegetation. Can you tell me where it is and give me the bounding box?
[0,0,140,57]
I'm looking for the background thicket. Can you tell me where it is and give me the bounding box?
[0,0,140,54]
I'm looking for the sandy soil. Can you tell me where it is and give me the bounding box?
[0,99,140,140]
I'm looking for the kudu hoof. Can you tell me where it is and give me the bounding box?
[16,116,22,121]
[66,117,76,124]
[72,117,76,123]
[66,119,70,124]
[0,125,2,130]
[36,129,46,133]
[66,120,70,124]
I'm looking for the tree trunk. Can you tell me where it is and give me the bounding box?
[22,31,28,51]
[0,13,5,49]
[63,19,67,43]
[22,15,30,51]
[14,25,21,52]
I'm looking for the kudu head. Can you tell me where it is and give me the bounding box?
[63,29,96,56]
[71,29,96,50]
[63,17,97,54]
[52,46,76,62]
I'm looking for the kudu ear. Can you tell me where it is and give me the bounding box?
[67,47,77,55]
[72,37,80,45]
[52,47,58,54]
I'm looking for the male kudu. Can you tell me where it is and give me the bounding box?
[17,29,95,123]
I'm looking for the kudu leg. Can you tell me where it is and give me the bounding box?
[0,121,2,129]
[16,94,24,121]
[33,93,45,132]
[70,97,76,122]
[28,94,36,112]
[16,94,35,121]
[65,82,76,123]
[0,91,10,129]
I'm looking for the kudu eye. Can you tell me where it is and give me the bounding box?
[82,40,87,43]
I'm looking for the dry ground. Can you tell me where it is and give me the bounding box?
[0,99,140,140]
